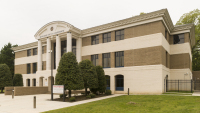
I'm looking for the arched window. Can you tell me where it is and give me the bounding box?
[115,75,124,91]
[27,79,30,87]
[32,79,36,86]
[105,75,110,90]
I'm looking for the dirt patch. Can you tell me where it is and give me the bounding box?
[51,94,111,102]
[127,101,137,105]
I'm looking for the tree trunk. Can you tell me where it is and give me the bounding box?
[69,90,71,98]
[1,88,3,93]
[85,88,87,96]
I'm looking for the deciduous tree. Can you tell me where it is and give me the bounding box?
[176,9,200,71]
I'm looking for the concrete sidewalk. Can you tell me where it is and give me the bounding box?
[192,92,200,96]
[0,93,123,113]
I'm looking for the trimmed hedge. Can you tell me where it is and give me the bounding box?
[69,97,76,102]
[90,94,96,98]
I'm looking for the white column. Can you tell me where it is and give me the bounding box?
[46,37,51,70]
[76,38,82,62]
[56,35,61,69]
[37,39,42,71]
[110,75,115,94]
[67,32,72,52]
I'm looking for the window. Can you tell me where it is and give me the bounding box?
[61,40,67,56]
[27,64,31,74]
[33,48,37,55]
[105,75,110,90]
[42,61,45,70]
[33,63,37,73]
[115,75,124,91]
[42,46,45,54]
[33,79,36,86]
[115,51,124,67]
[72,39,76,56]
[115,30,124,41]
[27,79,30,87]
[27,49,31,56]
[103,32,111,43]
[103,53,110,68]
[91,54,98,66]
[91,35,99,45]
[165,30,167,40]
[173,34,184,44]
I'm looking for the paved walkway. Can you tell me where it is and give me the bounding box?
[0,93,123,113]
[192,92,200,96]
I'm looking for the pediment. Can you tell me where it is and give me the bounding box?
[34,21,75,39]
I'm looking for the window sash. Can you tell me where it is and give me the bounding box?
[103,53,110,68]
[103,33,111,43]
[33,48,37,55]
[115,51,124,67]
[115,30,124,41]
[92,35,99,45]
[91,54,98,66]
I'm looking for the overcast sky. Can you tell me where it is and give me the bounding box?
[0,0,199,49]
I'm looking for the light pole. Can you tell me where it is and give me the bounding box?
[48,50,53,100]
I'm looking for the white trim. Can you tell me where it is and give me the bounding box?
[171,30,190,35]
[82,33,166,56]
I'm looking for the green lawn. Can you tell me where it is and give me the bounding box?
[44,95,200,113]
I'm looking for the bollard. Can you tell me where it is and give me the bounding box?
[128,88,129,95]
[33,96,36,108]
[12,90,14,99]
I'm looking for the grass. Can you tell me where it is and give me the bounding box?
[44,95,200,113]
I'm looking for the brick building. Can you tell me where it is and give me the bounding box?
[12,9,195,94]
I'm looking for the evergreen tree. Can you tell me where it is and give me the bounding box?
[55,52,84,98]
[90,66,106,94]
[0,43,18,78]
[13,74,23,86]
[0,64,13,92]
[79,60,98,95]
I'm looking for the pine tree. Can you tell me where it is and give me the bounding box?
[0,64,13,92]
[90,66,106,94]
[13,74,23,86]
[55,52,84,98]
[79,60,98,95]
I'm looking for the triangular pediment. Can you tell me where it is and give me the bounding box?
[34,21,80,39]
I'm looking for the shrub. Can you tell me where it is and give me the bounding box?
[59,94,67,98]
[105,90,112,95]
[86,95,91,99]
[13,74,23,86]
[69,97,76,102]
[90,94,96,98]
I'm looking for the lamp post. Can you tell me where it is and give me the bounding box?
[48,50,53,101]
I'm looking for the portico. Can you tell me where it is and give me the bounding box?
[34,21,82,88]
